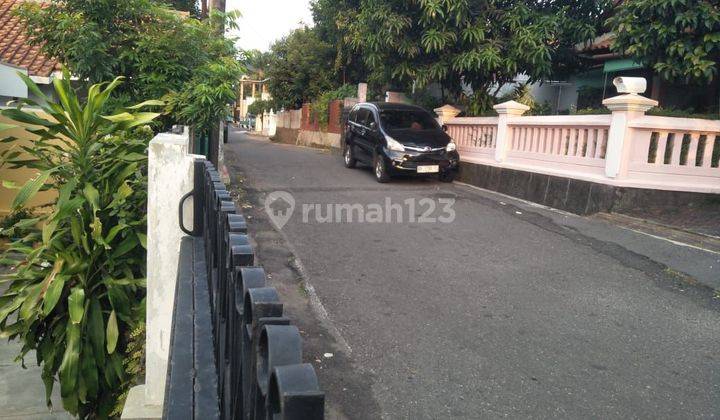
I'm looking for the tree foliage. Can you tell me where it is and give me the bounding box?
[17,1,242,113]
[266,27,336,109]
[311,0,368,85]
[0,72,160,417]
[240,49,273,80]
[312,84,356,128]
[345,0,605,110]
[247,99,278,115]
[609,0,720,83]
[166,0,199,16]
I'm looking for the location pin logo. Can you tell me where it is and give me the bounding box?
[264,191,295,230]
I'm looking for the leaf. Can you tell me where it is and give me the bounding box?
[120,112,161,129]
[106,310,118,354]
[137,232,147,249]
[59,322,80,400]
[125,99,165,109]
[11,169,53,210]
[111,234,139,259]
[68,287,85,324]
[101,112,134,123]
[0,108,56,127]
[0,122,16,132]
[1,180,18,189]
[42,220,58,244]
[87,299,105,366]
[104,224,126,243]
[19,284,43,321]
[80,343,99,399]
[43,274,66,316]
[83,183,100,211]
[40,259,66,314]
[0,296,24,325]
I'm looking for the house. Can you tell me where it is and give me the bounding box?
[0,0,61,104]
[235,75,271,121]
[524,32,720,114]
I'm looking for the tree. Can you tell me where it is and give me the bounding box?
[609,0,720,83]
[166,0,199,16]
[240,49,274,79]
[16,0,241,113]
[346,0,605,111]
[311,0,368,84]
[266,27,336,109]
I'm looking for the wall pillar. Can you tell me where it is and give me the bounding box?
[358,83,367,103]
[123,128,201,419]
[434,104,461,126]
[602,93,657,178]
[493,100,529,162]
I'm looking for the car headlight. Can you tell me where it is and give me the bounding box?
[385,135,405,152]
[446,141,456,152]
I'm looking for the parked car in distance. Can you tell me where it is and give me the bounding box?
[343,102,460,183]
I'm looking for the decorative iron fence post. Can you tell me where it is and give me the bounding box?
[171,159,325,419]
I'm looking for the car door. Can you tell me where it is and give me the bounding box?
[353,107,373,162]
[344,107,358,147]
[364,109,382,155]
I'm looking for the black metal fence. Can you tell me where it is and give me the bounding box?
[176,158,325,420]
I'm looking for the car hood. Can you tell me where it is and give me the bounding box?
[386,129,451,148]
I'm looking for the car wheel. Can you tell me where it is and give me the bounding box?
[343,143,357,168]
[373,153,390,183]
[438,170,455,183]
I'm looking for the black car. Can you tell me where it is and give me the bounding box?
[343,102,460,183]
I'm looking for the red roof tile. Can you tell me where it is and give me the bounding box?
[0,0,59,77]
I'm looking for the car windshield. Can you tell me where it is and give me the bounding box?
[379,109,439,131]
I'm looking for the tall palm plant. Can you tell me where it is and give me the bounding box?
[0,70,161,417]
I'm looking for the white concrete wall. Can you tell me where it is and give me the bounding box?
[297,129,341,148]
[142,128,199,410]
[0,63,28,98]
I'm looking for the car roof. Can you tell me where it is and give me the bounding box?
[356,102,431,112]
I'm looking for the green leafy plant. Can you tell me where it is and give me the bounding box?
[311,84,356,129]
[266,27,336,109]
[165,55,243,137]
[0,71,160,417]
[110,323,146,418]
[609,0,720,83]
[247,99,277,116]
[497,84,552,116]
[345,0,607,113]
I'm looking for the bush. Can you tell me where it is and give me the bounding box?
[312,84,356,128]
[246,99,277,116]
[0,71,159,417]
[571,106,720,120]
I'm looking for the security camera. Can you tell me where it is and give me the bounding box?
[613,77,647,94]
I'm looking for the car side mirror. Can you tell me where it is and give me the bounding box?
[369,121,377,130]
[442,124,448,132]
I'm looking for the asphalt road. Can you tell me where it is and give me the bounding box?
[224,130,720,420]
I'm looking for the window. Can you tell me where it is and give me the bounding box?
[364,110,377,127]
[349,107,358,123]
[379,109,439,131]
[356,108,371,127]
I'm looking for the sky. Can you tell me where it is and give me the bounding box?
[226,0,315,52]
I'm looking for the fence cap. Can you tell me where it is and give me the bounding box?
[493,100,530,115]
[434,104,461,116]
[602,93,658,112]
